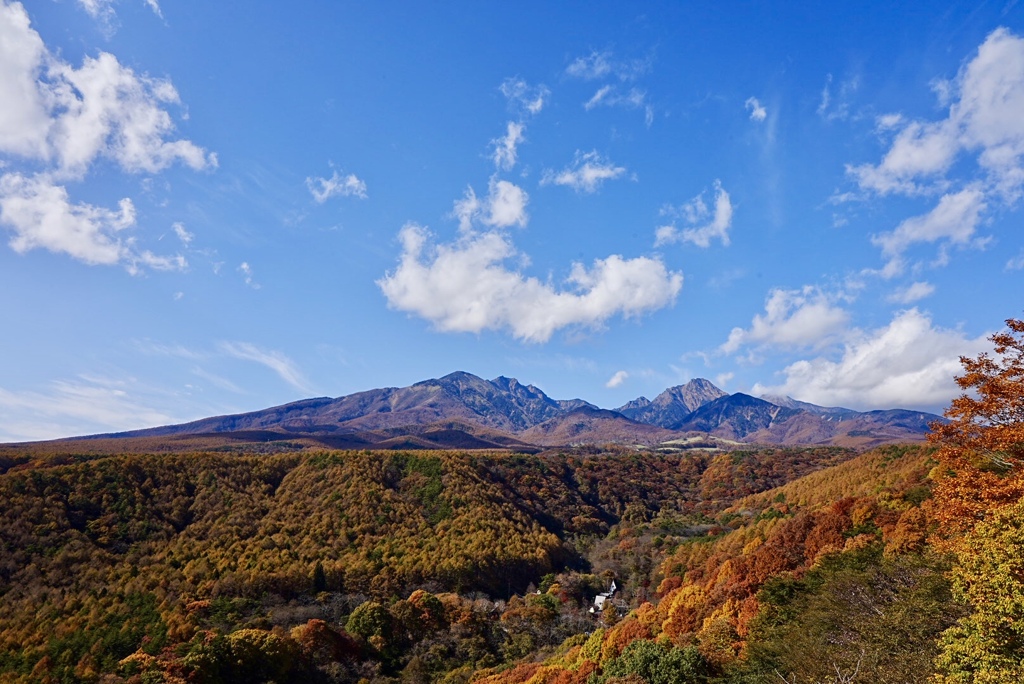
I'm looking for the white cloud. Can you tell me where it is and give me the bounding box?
[655,180,733,248]
[50,53,214,177]
[753,308,991,411]
[453,178,528,231]
[306,169,367,202]
[848,28,1024,201]
[887,281,936,304]
[485,180,529,228]
[722,286,851,354]
[1,7,209,176]
[378,223,683,343]
[0,171,185,272]
[0,1,49,159]
[606,370,629,388]
[142,0,162,19]
[499,77,548,115]
[219,341,312,394]
[745,96,767,122]
[542,150,627,194]
[0,374,178,442]
[954,28,1024,199]
[238,261,258,289]
[0,172,130,265]
[172,221,193,246]
[3,4,211,174]
[715,372,734,388]
[870,186,987,273]
[491,121,525,171]
[847,120,958,195]
[0,1,213,270]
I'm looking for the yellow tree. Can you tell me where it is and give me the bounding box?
[934,499,1024,683]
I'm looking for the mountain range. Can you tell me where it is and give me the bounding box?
[26,371,943,453]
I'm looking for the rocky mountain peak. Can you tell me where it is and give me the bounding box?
[616,378,728,429]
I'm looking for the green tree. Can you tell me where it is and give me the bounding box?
[600,640,709,684]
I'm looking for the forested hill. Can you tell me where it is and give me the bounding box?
[0,445,852,682]
[4,322,1022,684]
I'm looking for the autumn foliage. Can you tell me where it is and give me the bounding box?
[5,318,1024,684]
[926,318,1024,682]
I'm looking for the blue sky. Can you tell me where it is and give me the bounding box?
[1,0,1023,441]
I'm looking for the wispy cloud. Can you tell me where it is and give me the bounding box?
[817,73,860,121]
[238,261,259,289]
[870,186,987,276]
[306,168,368,203]
[172,222,193,246]
[142,0,163,19]
[606,370,629,388]
[745,97,767,122]
[219,341,312,394]
[567,50,655,125]
[0,374,179,442]
[491,121,526,171]
[565,50,651,81]
[77,0,163,24]
[1007,249,1024,270]
[133,339,206,360]
[190,366,244,394]
[541,150,627,194]
[887,281,936,304]
[583,86,653,126]
[499,77,548,115]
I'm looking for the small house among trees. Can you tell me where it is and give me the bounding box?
[590,579,617,612]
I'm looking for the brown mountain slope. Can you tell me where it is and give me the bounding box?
[743,409,935,448]
[520,407,678,446]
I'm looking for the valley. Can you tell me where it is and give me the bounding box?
[0,326,1019,684]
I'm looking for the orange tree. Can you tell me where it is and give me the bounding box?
[930,318,1024,534]
[930,318,1024,682]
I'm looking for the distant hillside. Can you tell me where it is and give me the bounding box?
[8,371,943,452]
[520,407,679,446]
[674,393,800,439]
